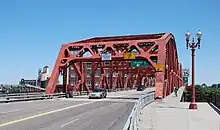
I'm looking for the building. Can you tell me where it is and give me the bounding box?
[19,66,50,88]
[68,62,127,90]
[19,79,37,86]
[40,66,50,88]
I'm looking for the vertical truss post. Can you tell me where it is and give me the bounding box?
[147,77,149,87]
[177,63,180,86]
[68,65,72,89]
[124,73,130,89]
[174,51,176,90]
[122,61,125,88]
[155,40,166,99]
[175,55,178,88]
[141,76,146,86]
[101,62,105,88]
[63,68,67,93]
[118,72,122,89]
[79,62,83,92]
[125,62,130,89]
[91,62,96,89]
[168,43,172,95]
[98,62,104,88]
[133,73,139,88]
[109,61,113,90]
[83,62,89,92]
[116,62,120,90]
[171,44,175,93]
[180,63,183,86]
[145,77,148,87]
[150,77,152,87]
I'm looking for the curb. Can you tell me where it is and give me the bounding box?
[208,102,220,115]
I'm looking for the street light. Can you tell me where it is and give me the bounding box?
[185,30,202,109]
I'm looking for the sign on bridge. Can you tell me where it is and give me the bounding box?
[155,63,164,72]
[182,68,190,77]
[130,60,149,68]
[183,77,188,85]
[101,53,112,61]
[123,52,136,59]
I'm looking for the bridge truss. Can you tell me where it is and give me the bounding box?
[46,33,183,98]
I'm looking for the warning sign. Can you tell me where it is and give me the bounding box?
[156,63,164,72]
[123,52,136,59]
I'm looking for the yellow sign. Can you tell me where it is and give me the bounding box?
[156,63,164,72]
[123,52,136,59]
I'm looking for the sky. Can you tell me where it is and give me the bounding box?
[0,0,219,85]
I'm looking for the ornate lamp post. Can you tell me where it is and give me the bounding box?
[185,30,202,109]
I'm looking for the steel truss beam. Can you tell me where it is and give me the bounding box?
[46,33,183,99]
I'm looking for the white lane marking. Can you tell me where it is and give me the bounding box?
[0,109,22,114]
[107,103,126,129]
[61,118,79,127]
[60,103,119,127]
[0,101,96,127]
[108,103,118,107]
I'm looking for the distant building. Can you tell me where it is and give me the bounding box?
[40,66,50,88]
[41,66,50,81]
[19,79,37,86]
[19,66,50,88]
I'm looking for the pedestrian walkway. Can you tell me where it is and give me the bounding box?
[139,86,220,130]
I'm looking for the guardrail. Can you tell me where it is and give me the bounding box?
[0,93,66,103]
[0,92,45,97]
[123,91,155,130]
[210,93,220,109]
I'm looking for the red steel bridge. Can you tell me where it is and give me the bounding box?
[46,32,184,99]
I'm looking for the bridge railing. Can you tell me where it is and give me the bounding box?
[0,93,66,103]
[210,93,220,109]
[123,91,155,130]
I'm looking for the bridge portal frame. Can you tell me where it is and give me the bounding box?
[46,33,183,98]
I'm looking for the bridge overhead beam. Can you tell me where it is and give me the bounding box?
[46,33,183,98]
[154,33,183,98]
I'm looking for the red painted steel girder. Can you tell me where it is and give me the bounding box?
[46,33,183,99]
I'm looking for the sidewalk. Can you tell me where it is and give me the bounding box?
[139,86,220,130]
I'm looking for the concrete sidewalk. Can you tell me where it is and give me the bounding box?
[139,86,220,130]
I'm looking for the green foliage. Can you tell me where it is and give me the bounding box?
[184,83,220,102]
[195,83,220,95]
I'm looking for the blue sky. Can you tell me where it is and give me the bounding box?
[0,0,219,85]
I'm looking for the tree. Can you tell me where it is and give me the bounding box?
[211,84,218,89]
[218,84,220,89]
[201,83,207,88]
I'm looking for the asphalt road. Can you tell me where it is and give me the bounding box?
[0,87,155,130]
[0,98,134,130]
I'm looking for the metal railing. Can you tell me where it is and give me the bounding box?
[210,93,220,109]
[0,93,66,103]
[123,92,155,130]
[0,92,44,97]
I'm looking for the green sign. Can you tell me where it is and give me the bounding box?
[183,77,188,84]
[130,60,150,68]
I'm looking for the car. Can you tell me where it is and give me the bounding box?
[89,88,107,99]
[137,85,146,91]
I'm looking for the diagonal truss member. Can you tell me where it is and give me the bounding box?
[46,33,183,98]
